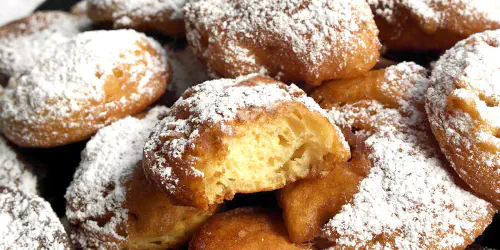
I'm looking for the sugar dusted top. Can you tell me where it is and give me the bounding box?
[369,0,500,31]
[184,0,378,77]
[323,62,494,249]
[65,107,169,248]
[144,74,347,194]
[0,137,37,194]
[88,0,186,25]
[0,29,168,142]
[0,11,91,80]
[0,188,69,250]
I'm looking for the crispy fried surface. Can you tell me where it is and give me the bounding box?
[184,0,380,85]
[189,207,314,250]
[143,75,350,211]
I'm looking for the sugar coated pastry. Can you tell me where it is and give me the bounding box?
[0,11,91,85]
[368,0,500,51]
[184,0,380,86]
[0,187,70,249]
[189,207,314,250]
[143,74,350,211]
[0,136,37,194]
[87,0,186,37]
[301,62,496,249]
[279,62,429,243]
[0,29,170,148]
[66,107,213,249]
[426,30,500,208]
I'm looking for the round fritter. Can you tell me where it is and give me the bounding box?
[426,30,500,208]
[184,0,380,85]
[189,207,314,250]
[66,107,214,249]
[368,0,500,51]
[0,29,170,148]
[143,74,350,211]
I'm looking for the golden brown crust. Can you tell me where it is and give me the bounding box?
[426,31,500,208]
[369,0,500,51]
[87,0,185,38]
[189,207,314,250]
[0,31,170,148]
[184,0,380,85]
[143,75,350,211]
[278,130,371,243]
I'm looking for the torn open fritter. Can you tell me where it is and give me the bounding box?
[279,62,496,249]
[0,11,91,85]
[143,74,350,211]
[0,29,170,148]
[66,107,214,250]
[368,0,500,51]
[189,207,314,250]
[0,136,37,194]
[87,0,186,37]
[0,187,71,249]
[426,30,500,208]
[184,0,380,85]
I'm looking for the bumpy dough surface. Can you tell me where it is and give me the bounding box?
[87,0,186,37]
[189,207,314,250]
[426,30,500,208]
[368,0,500,51]
[0,29,169,148]
[184,0,380,85]
[143,74,350,211]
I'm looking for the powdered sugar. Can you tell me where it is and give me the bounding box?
[0,137,37,194]
[0,188,69,250]
[323,117,493,249]
[322,62,494,249]
[0,11,91,83]
[0,0,45,26]
[0,29,168,144]
[369,0,500,31]
[144,74,346,193]
[184,0,378,80]
[88,0,186,26]
[426,30,500,204]
[65,106,169,248]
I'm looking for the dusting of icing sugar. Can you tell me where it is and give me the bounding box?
[324,104,493,249]
[88,0,186,25]
[144,74,347,193]
[0,29,168,143]
[426,30,500,204]
[323,61,493,249]
[184,0,379,78]
[0,137,37,194]
[0,188,69,250]
[65,106,169,248]
[368,0,500,31]
[0,11,91,82]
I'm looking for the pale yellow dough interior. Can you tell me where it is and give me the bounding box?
[204,108,339,204]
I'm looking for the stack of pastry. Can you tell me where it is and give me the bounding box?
[0,0,498,249]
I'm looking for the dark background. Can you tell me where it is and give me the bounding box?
[24,0,500,249]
